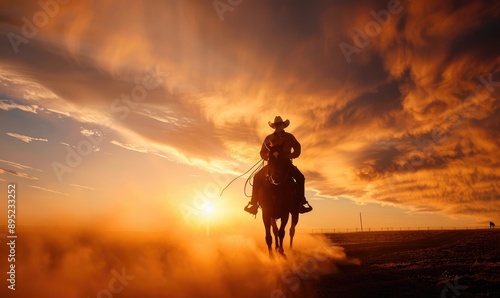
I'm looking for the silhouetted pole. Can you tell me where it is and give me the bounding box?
[359,212,363,232]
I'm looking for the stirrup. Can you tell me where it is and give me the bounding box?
[299,201,313,214]
[244,202,258,216]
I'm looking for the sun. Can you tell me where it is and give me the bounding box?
[203,203,214,216]
[198,198,236,229]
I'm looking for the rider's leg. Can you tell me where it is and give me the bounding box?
[245,166,266,215]
[291,166,306,204]
[291,166,312,213]
[250,167,266,205]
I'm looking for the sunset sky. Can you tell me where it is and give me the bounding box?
[0,0,499,231]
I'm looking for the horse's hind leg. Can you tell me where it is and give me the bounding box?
[289,212,299,249]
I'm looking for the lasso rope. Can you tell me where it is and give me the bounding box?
[244,160,265,197]
[219,159,264,197]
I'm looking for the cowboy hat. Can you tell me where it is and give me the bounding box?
[268,116,290,129]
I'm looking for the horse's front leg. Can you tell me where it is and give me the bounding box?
[263,211,273,258]
[277,213,289,258]
[271,219,279,250]
[289,211,299,249]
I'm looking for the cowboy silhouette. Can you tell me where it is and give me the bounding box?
[244,116,312,215]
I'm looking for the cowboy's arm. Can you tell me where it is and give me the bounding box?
[260,141,269,160]
[289,135,301,159]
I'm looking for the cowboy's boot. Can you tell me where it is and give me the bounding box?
[299,197,313,214]
[244,197,258,215]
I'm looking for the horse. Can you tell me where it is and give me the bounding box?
[258,143,296,258]
[258,167,301,250]
[490,222,495,229]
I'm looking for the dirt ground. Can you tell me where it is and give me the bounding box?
[316,229,500,297]
[1,228,498,297]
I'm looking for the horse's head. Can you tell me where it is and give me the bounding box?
[266,142,290,185]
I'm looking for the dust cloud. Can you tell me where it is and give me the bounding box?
[1,225,358,298]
